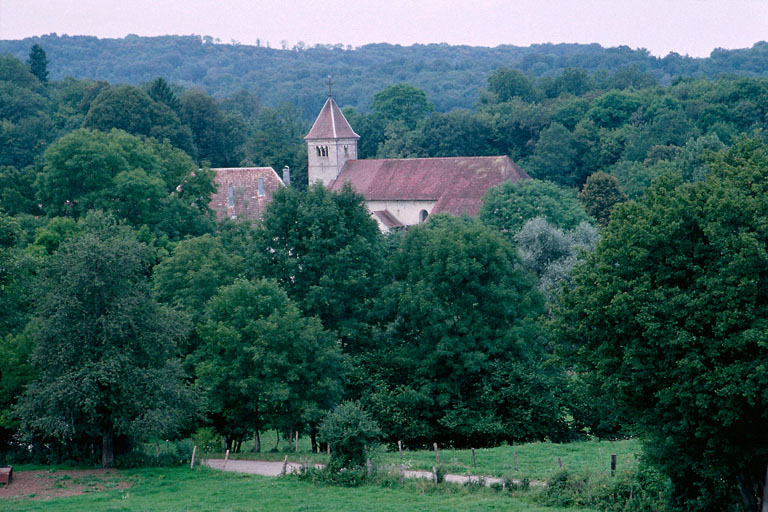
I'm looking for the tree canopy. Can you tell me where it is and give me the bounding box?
[556,136,768,510]
[15,212,197,467]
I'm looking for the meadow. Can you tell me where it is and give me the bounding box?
[209,433,641,481]
[0,438,647,511]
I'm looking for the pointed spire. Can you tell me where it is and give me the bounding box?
[304,96,359,140]
[328,75,333,97]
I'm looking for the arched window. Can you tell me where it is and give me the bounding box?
[227,184,234,207]
[419,209,429,223]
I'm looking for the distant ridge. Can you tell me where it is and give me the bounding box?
[2,34,768,119]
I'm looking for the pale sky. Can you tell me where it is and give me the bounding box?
[1,0,767,57]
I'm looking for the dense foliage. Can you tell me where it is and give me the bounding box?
[4,35,768,116]
[557,137,768,510]
[2,36,768,510]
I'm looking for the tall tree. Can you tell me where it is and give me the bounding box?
[371,83,434,131]
[16,212,198,467]
[479,178,590,237]
[253,183,385,351]
[27,44,49,84]
[557,136,768,511]
[35,128,215,240]
[577,171,627,225]
[83,85,195,156]
[195,278,345,452]
[362,215,559,446]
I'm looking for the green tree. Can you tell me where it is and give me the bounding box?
[254,183,385,351]
[15,212,198,467]
[479,178,590,237]
[556,137,768,510]
[195,278,345,452]
[364,215,555,445]
[152,233,246,354]
[577,171,627,225]
[83,85,195,156]
[526,122,579,186]
[35,128,215,240]
[27,44,49,84]
[147,77,181,114]
[371,83,434,131]
[181,89,244,166]
[487,67,537,103]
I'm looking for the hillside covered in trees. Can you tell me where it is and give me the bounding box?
[2,34,768,117]
[2,35,768,510]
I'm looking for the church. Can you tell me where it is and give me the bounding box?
[210,93,530,230]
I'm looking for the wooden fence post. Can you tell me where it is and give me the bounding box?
[398,440,403,458]
[513,450,518,471]
[432,466,438,485]
[190,445,197,469]
[433,442,439,464]
[558,456,563,469]
[472,448,477,468]
[223,449,230,470]
[367,458,372,477]
[295,431,299,452]
[280,455,289,476]
[611,454,617,477]
[399,464,405,485]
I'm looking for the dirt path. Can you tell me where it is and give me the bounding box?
[0,469,131,500]
[202,459,519,487]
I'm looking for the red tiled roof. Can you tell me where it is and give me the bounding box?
[329,156,529,217]
[372,210,404,228]
[209,167,284,221]
[304,97,360,140]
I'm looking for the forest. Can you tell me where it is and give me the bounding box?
[1,39,768,511]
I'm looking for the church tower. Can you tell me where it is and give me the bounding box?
[304,89,359,186]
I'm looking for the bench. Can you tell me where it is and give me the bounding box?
[0,466,12,485]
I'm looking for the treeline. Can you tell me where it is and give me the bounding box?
[2,35,768,116]
[0,50,309,200]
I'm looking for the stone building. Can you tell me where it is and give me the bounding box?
[209,166,285,221]
[208,93,530,228]
[305,94,530,231]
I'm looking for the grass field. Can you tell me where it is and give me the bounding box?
[1,466,601,511]
[211,432,641,480]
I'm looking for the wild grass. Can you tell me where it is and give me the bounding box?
[1,466,599,511]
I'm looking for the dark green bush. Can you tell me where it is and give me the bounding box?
[319,401,381,471]
[540,465,670,511]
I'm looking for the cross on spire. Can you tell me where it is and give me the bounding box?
[327,75,333,97]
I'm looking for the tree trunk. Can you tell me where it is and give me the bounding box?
[737,470,758,512]
[761,463,768,512]
[251,431,261,453]
[310,427,318,454]
[101,434,115,468]
[273,429,280,451]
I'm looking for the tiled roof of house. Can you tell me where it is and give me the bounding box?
[329,156,529,217]
[304,97,360,140]
[209,167,284,221]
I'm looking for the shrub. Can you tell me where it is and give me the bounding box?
[319,401,381,471]
[191,427,224,453]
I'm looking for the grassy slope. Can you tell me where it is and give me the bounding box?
[1,467,597,512]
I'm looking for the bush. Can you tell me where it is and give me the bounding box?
[540,465,670,511]
[295,465,372,487]
[191,427,224,453]
[319,401,381,471]
[115,440,193,469]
